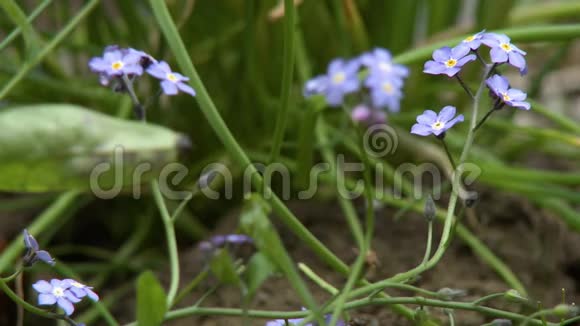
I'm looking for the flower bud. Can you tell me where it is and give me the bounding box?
[464,191,479,208]
[490,319,512,326]
[553,304,579,318]
[424,195,436,222]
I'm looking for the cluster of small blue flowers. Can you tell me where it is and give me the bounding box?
[22,230,99,317]
[89,45,195,96]
[303,48,409,125]
[413,31,531,137]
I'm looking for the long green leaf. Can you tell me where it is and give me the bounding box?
[0,104,185,192]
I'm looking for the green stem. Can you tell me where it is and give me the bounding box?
[472,292,505,305]
[0,0,51,53]
[0,0,100,100]
[440,137,456,170]
[0,0,40,56]
[172,268,209,306]
[151,180,180,308]
[298,263,339,295]
[268,0,296,164]
[384,63,494,284]
[149,0,349,278]
[421,221,434,266]
[0,191,80,273]
[123,296,551,326]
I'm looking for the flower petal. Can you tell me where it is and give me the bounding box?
[57,298,75,316]
[417,110,437,124]
[438,106,457,123]
[507,89,527,101]
[38,294,56,305]
[36,250,55,266]
[445,114,465,129]
[411,124,433,136]
[432,47,451,62]
[451,45,470,59]
[177,82,196,96]
[85,288,100,302]
[423,61,446,75]
[490,47,508,63]
[32,280,52,293]
[508,52,527,74]
[160,80,178,95]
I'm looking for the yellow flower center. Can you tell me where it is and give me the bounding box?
[464,35,475,42]
[382,82,393,94]
[500,43,512,52]
[444,59,457,68]
[432,121,445,130]
[111,61,124,71]
[332,72,345,84]
[502,92,511,101]
[167,73,178,82]
[53,287,64,297]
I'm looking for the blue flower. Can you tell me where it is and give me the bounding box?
[423,46,476,77]
[32,279,81,316]
[411,106,464,137]
[22,229,55,267]
[365,77,404,112]
[485,75,530,110]
[457,30,486,51]
[199,234,253,252]
[146,61,196,96]
[63,279,99,302]
[360,48,409,79]
[482,33,527,75]
[303,58,360,107]
[303,75,327,98]
[89,47,144,77]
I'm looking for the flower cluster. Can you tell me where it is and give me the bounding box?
[89,45,195,96]
[303,47,409,125]
[33,279,99,316]
[424,31,527,77]
[414,30,531,137]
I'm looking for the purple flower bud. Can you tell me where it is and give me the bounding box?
[351,105,387,126]
[22,229,55,267]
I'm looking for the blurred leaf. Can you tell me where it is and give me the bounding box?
[239,195,287,271]
[477,0,515,30]
[136,271,167,326]
[243,252,279,300]
[0,104,185,192]
[209,248,241,285]
[427,0,460,36]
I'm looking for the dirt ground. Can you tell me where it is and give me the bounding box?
[139,190,580,326]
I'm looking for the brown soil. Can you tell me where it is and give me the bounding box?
[139,191,580,326]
